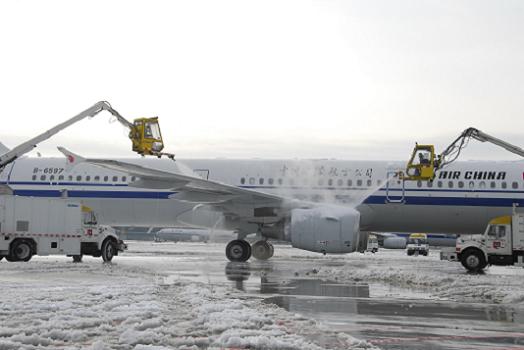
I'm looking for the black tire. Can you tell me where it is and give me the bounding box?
[407,250,414,256]
[101,239,116,262]
[460,249,486,273]
[72,255,83,263]
[252,241,272,260]
[10,240,33,262]
[226,240,251,262]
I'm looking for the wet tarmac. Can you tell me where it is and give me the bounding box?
[123,242,524,349]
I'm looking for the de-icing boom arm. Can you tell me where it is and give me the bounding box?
[0,101,136,170]
[438,127,524,169]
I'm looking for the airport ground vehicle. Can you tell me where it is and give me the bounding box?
[367,234,379,253]
[404,127,524,181]
[441,213,524,272]
[0,101,173,176]
[0,195,126,262]
[406,233,429,256]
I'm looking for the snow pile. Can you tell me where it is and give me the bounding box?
[0,258,377,349]
[308,250,524,305]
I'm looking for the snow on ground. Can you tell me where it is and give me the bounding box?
[291,248,524,305]
[0,257,376,350]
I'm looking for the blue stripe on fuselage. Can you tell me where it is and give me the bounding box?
[13,189,174,199]
[363,195,524,207]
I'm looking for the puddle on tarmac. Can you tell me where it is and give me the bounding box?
[223,262,524,324]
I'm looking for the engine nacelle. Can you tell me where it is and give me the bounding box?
[383,236,407,249]
[289,206,361,254]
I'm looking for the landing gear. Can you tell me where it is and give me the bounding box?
[72,255,83,263]
[252,241,274,260]
[226,240,252,262]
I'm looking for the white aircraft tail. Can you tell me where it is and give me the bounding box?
[0,142,10,155]
[57,147,86,170]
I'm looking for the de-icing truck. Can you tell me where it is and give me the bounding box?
[0,195,126,263]
[441,213,524,272]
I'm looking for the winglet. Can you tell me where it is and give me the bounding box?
[57,147,86,170]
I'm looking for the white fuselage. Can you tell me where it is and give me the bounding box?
[1,157,523,235]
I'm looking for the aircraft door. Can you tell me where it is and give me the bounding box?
[385,170,405,203]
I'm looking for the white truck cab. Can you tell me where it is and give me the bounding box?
[441,214,524,272]
[0,195,126,263]
[406,233,429,256]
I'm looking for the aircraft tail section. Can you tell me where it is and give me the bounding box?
[57,146,86,171]
[0,142,10,155]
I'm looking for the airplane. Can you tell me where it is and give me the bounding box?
[0,143,523,262]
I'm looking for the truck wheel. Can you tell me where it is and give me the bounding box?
[101,240,115,262]
[407,250,414,256]
[72,255,83,263]
[11,240,33,262]
[460,249,486,272]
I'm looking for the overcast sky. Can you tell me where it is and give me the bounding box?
[0,0,523,161]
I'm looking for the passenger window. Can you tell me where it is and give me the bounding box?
[77,175,82,181]
[337,179,343,186]
[58,175,64,181]
[427,181,433,188]
[328,179,333,186]
[437,181,443,188]
[50,175,55,181]
[278,178,283,185]
[479,181,486,189]
[347,179,352,187]
[417,181,422,188]
[268,178,274,185]
[501,182,507,189]
[468,181,474,189]
[40,175,46,181]
[122,176,127,182]
[249,177,255,185]
[512,182,518,189]
[490,181,496,189]
[458,181,464,188]
[488,225,497,236]
[367,179,372,187]
[240,177,245,185]
[86,176,91,181]
[94,176,100,181]
[131,176,136,182]
[68,175,73,181]
[112,176,118,182]
[259,178,264,185]
[32,175,37,181]
[104,176,109,182]
[357,179,362,187]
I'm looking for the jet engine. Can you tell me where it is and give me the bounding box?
[288,206,362,254]
[383,236,407,249]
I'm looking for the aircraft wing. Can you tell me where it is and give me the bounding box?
[58,147,285,207]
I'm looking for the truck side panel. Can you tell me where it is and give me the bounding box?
[514,214,524,251]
